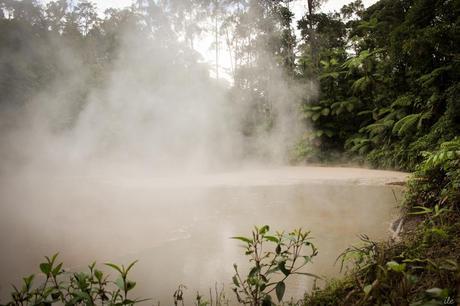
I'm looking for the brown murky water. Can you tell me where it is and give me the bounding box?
[0,167,408,304]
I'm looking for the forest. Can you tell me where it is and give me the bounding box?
[0,0,459,305]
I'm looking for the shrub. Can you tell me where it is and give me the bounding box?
[0,254,145,306]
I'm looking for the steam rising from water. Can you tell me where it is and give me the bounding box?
[1,18,308,175]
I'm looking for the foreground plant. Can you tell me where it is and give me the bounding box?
[231,226,319,306]
[1,254,146,306]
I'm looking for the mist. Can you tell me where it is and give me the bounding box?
[0,3,309,177]
[0,0,410,304]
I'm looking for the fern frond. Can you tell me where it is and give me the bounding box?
[391,95,414,108]
[392,113,422,136]
[319,72,340,80]
[351,76,371,93]
[416,65,452,88]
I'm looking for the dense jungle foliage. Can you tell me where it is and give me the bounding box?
[296,0,460,171]
[0,0,459,305]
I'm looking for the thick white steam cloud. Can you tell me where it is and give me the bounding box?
[1,16,309,176]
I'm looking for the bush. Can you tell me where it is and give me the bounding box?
[0,254,145,306]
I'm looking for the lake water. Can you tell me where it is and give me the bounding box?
[0,166,408,304]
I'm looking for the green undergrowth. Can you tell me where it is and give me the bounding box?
[304,138,460,306]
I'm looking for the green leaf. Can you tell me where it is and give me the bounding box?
[351,76,371,93]
[115,277,125,290]
[275,281,286,302]
[231,236,252,244]
[345,102,354,112]
[125,260,138,274]
[74,272,89,290]
[357,110,373,116]
[260,283,267,291]
[439,259,458,272]
[259,225,270,235]
[232,275,240,287]
[408,206,432,215]
[363,284,372,295]
[264,235,279,243]
[276,244,281,255]
[94,269,103,281]
[47,253,59,266]
[262,295,272,306]
[23,274,34,288]
[416,65,452,87]
[126,280,136,291]
[425,287,449,298]
[73,291,91,302]
[323,130,334,137]
[278,261,290,276]
[386,261,406,273]
[312,113,321,121]
[52,263,63,276]
[105,263,123,274]
[392,113,422,136]
[319,71,339,80]
[391,95,414,107]
[40,263,51,275]
[248,266,259,278]
[362,122,389,136]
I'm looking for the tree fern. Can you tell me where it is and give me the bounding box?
[357,17,378,31]
[392,113,422,136]
[383,108,406,121]
[345,137,372,154]
[391,95,414,108]
[342,48,385,72]
[377,107,392,118]
[357,110,373,117]
[418,112,432,129]
[319,71,340,80]
[331,100,355,115]
[351,75,371,93]
[416,65,452,88]
[360,122,391,136]
[422,137,460,169]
